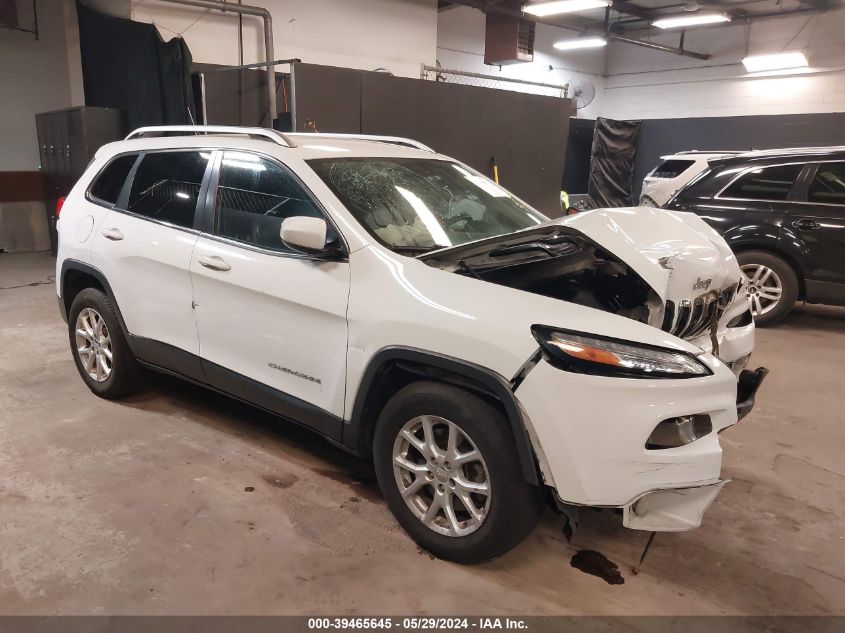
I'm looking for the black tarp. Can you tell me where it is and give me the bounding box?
[588,117,641,207]
[77,2,195,130]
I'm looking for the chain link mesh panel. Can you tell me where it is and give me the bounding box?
[421,65,568,99]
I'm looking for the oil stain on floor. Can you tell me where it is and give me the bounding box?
[570,549,625,585]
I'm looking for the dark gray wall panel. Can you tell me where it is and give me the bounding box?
[195,65,292,128]
[634,112,845,199]
[291,63,362,133]
[290,63,570,216]
[360,73,570,216]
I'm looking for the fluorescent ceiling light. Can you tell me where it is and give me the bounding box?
[652,13,730,29]
[553,36,607,50]
[742,51,808,73]
[524,0,610,17]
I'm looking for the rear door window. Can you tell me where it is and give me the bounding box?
[721,164,802,201]
[127,151,211,228]
[649,159,694,179]
[89,154,137,204]
[807,162,845,206]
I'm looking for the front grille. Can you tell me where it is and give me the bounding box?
[661,284,738,340]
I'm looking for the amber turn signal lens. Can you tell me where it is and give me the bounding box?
[549,340,623,367]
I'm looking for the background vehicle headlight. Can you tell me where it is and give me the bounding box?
[531,326,712,379]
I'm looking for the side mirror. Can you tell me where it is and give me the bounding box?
[280,216,329,253]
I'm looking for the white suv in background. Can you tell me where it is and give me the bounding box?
[56,126,766,563]
[641,151,741,207]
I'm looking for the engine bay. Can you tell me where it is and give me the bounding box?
[420,226,662,325]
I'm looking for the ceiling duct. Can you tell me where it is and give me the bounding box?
[484,5,536,65]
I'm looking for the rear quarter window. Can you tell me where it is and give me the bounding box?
[649,159,695,179]
[88,154,138,204]
[720,164,802,202]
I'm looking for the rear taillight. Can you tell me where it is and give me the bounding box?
[55,196,66,218]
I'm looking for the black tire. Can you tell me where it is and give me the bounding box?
[736,250,799,327]
[373,381,542,564]
[67,288,143,399]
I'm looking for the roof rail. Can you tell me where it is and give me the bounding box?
[674,150,743,155]
[737,145,845,156]
[288,132,435,152]
[125,125,297,148]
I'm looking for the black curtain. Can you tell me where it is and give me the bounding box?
[588,117,641,207]
[77,2,195,130]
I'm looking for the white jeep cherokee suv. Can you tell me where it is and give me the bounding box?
[56,126,766,563]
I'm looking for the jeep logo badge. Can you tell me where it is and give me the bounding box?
[693,277,713,291]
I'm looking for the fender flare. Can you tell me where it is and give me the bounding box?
[59,259,131,337]
[345,347,539,485]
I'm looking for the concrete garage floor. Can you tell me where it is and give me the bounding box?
[1,251,843,616]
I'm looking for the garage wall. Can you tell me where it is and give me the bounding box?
[436,6,605,120]
[290,63,571,216]
[131,0,437,79]
[603,10,845,120]
[0,0,73,171]
[632,111,845,199]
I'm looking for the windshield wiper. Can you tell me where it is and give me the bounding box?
[391,244,448,255]
[457,259,483,280]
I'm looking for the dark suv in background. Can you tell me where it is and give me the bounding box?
[666,147,845,325]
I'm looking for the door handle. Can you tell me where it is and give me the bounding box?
[791,219,820,230]
[101,227,124,241]
[198,255,232,272]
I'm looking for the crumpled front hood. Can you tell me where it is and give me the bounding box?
[558,207,742,302]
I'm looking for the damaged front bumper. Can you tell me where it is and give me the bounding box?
[623,480,727,531]
[736,367,768,420]
[515,346,769,532]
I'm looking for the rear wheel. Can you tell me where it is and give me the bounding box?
[737,250,799,327]
[373,381,542,564]
[68,288,143,399]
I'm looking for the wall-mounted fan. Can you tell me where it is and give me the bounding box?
[569,79,596,113]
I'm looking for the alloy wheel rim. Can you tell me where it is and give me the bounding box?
[392,415,491,537]
[74,308,113,382]
[741,263,783,317]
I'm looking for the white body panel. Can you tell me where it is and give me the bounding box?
[344,243,746,511]
[343,243,707,416]
[515,355,737,505]
[189,236,350,417]
[90,212,200,355]
[54,161,116,283]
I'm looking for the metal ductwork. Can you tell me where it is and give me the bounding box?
[157,0,277,126]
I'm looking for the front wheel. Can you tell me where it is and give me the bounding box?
[373,381,542,564]
[736,250,799,327]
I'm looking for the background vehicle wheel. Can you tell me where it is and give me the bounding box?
[68,288,143,399]
[373,381,542,564]
[736,250,799,327]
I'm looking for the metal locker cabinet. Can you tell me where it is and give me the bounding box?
[35,107,126,254]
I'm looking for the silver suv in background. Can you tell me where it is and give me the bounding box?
[641,151,741,207]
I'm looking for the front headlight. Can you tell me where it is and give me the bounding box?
[531,325,712,379]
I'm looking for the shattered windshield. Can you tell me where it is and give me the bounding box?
[307,157,548,252]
